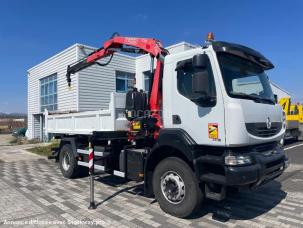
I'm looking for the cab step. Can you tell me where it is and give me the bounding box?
[205,183,226,201]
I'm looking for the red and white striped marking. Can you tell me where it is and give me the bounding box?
[88,147,94,173]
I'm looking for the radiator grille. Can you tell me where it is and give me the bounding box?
[246,122,282,138]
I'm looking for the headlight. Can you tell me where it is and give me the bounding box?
[279,137,284,147]
[225,155,252,166]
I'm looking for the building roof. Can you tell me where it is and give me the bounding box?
[270,81,291,96]
[28,43,78,73]
[27,42,197,73]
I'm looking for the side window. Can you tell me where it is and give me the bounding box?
[176,56,216,104]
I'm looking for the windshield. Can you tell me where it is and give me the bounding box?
[217,53,275,104]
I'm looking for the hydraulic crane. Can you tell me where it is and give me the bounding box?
[66,34,169,137]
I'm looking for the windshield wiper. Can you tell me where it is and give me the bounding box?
[258,97,275,104]
[229,92,274,104]
[230,92,262,102]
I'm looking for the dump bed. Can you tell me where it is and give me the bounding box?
[45,93,128,135]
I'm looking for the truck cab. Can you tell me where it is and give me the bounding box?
[143,40,288,216]
[163,41,285,146]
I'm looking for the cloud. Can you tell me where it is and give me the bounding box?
[135,13,148,20]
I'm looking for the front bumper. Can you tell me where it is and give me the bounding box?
[199,144,288,188]
[226,147,287,187]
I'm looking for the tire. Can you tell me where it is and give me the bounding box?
[59,144,81,178]
[152,157,203,218]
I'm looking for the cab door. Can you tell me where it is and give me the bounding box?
[163,50,225,146]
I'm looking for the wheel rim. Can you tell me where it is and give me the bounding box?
[160,171,185,204]
[62,152,70,171]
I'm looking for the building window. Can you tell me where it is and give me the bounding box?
[40,74,58,112]
[116,71,135,93]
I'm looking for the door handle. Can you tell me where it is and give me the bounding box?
[172,115,181,124]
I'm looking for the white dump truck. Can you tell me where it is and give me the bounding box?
[47,34,288,218]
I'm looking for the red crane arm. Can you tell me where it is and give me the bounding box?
[86,36,165,63]
[66,35,168,132]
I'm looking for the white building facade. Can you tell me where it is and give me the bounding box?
[27,42,195,140]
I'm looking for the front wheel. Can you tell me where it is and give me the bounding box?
[152,157,203,218]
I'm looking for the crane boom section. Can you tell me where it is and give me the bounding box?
[66,35,168,133]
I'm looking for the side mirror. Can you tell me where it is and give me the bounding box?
[192,71,209,94]
[191,71,216,107]
[175,54,209,71]
[192,54,209,69]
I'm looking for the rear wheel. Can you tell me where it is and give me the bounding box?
[59,144,82,178]
[152,157,203,218]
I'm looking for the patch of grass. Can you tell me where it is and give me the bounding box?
[27,138,41,144]
[28,145,53,157]
[10,137,44,145]
[27,140,60,157]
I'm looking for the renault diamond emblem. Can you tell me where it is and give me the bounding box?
[266,117,271,129]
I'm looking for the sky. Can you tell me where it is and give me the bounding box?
[0,0,302,113]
